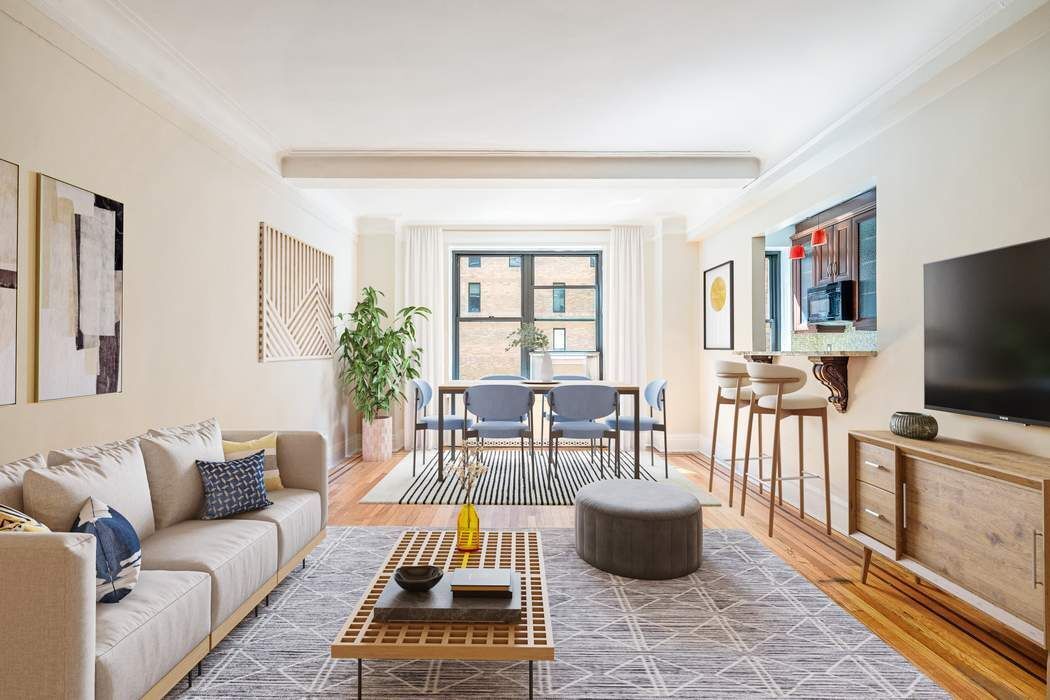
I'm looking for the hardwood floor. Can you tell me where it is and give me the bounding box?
[327,449,1046,698]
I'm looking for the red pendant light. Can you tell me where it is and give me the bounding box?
[811,227,828,246]
[789,243,805,260]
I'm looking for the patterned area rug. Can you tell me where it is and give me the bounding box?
[359,449,720,506]
[166,527,945,698]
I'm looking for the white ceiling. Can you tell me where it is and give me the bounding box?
[41,0,1003,226]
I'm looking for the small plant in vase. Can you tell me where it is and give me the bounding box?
[452,442,487,552]
[506,322,551,380]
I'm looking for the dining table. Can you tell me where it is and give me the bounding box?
[435,380,643,482]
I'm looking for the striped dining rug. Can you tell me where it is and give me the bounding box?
[359,448,720,506]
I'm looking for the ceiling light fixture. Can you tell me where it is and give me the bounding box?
[789,243,806,260]
[812,209,828,247]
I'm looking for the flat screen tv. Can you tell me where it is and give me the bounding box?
[924,236,1050,427]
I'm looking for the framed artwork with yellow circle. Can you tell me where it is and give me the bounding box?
[703,261,734,349]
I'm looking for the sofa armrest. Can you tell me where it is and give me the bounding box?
[223,430,329,524]
[0,532,96,700]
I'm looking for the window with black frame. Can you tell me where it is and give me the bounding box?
[453,252,601,379]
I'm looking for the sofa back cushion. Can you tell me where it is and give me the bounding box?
[47,437,142,466]
[140,417,223,528]
[0,454,45,511]
[22,441,156,537]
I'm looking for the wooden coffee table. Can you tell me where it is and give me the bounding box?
[331,529,555,698]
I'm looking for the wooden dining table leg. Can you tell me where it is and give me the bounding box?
[437,388,446,481]
[633,390,641,479]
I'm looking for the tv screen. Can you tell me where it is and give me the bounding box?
[924,236,1050,426]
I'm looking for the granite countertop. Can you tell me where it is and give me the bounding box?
[735,350,878,357]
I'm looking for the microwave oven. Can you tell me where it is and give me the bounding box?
[807,280,855,323]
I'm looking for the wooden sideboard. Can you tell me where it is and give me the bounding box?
[848,430,1050,649]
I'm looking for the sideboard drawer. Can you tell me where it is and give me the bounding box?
[854,440,895,491]
[855,482,896,548]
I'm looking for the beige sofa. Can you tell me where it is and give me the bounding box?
[0,429,328,700]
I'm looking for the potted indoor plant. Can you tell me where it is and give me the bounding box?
[506,322,552,380]
[336,287,430,461]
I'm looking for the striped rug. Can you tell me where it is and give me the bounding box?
[394,448,667,506]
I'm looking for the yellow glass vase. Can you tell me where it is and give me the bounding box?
[456,502,481,553]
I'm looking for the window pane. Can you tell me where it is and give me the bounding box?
[459,255,520,317]
[534,287,595,319]
[468,255,480,267]
[534,255,595,285]
[508,256,521,268]
[534,320,596,351]
[468,282,481,313]
[552,328,566,350]
[457,321,522,379]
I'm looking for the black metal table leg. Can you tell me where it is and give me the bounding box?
[357,658,362,699]
[529,660,533,699]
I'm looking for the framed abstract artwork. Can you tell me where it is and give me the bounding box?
[703,260,734,350]
[38,174,124,401]
[259,223,334,361]
[0,159,17,405]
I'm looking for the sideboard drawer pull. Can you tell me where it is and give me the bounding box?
[863,508,884,520]
[863,460,888,471]
[1034,530,1044,589]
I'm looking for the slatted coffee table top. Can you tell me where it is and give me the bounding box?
[331,529,555,661]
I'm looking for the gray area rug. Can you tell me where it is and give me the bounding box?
[360,449,721,507]
[167,526,946,698]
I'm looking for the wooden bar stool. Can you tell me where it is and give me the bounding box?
[710,360,762,508]
[740,362,832,537]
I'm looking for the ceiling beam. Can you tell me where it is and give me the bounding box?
[281,150,760,180]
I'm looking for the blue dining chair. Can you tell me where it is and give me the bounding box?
[480,374,526,380]
[547,384,619,484]
[606,379,668,477]
[463,383,536,468]
[540,375,590,445]
[410,379,473,477]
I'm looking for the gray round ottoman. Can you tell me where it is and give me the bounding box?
[575,480,702,579]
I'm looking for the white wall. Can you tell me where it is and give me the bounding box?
[0,0,356,464]
[698,7,1050,532]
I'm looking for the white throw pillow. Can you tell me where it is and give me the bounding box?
[139,418,224,529]
[0,454,45,512]
[22,441,156,537]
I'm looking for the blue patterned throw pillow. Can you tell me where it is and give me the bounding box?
[72,497,141,604]
[196,450,273,519]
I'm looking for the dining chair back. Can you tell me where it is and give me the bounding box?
[552,374,590,381]
[412,378,434,410]
[480,374,526,381]
[548,384,617,421]
[644,379,668,411]
[465,383,535,421]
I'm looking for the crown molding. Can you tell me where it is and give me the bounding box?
[25,0,280,174]
[688,0,1048,240]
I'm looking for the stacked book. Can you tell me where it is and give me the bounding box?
[448,568,515,598]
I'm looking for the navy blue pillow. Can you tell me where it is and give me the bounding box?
[72,497,141,604]
[196,450,273,519]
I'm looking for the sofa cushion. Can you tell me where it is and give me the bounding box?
[22,441,156,538]
[47,436,142,466]
[197,451,272,519]
[95,569,210,700]
[223,432,284,490]
[233,488,322,566]
[140,418,224,529]
[0,453,44,511]
[140,518,277,629]
[73,497,141,603]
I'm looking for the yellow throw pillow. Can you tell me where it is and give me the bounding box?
[223,433,283,491]
[0,504,51,532]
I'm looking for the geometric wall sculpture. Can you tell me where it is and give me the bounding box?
[0,159,17,405]
[37,175,124,401]
[258,222,334,361]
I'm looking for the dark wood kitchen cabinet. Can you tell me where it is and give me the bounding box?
[792,190,876,331]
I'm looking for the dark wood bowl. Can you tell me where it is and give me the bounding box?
[394,565,444,592]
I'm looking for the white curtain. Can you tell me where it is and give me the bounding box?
[401,224,444,448]
[604,225,648,432]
